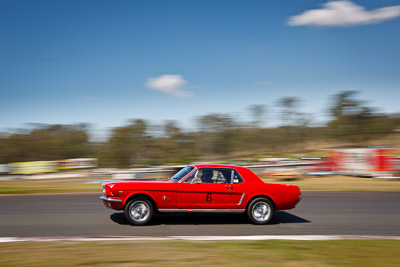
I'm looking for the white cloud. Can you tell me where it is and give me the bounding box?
[145,74,192,97]
[287,1,400,27]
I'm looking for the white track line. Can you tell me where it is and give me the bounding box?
[1,235,400,243]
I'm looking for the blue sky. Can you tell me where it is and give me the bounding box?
[1,0,400,135]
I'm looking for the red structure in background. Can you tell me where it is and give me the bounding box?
[328,148,399,178]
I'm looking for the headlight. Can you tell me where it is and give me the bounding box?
[103,185,113,196]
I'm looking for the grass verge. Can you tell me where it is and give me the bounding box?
[0,178,101,194]
[0,240,399,266]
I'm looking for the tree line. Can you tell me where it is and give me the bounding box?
[1,91,399,167]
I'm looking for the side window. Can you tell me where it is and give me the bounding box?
[184,168,231,184]
[232,169,244,184]
[214,169,229,184]
[184,169,199,183]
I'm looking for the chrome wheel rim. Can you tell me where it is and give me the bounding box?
[129,201,150,222]
[252,201,271,222]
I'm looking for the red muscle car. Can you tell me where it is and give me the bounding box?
[100,164,301,225]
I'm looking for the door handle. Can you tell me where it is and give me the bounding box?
[225,185,233,190]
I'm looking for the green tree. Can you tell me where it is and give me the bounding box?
[197,114,237,156]
[248,104,266,128]
[327,91,396,144]
[103,119,149,167]
[276,97,302,126]
[0,124,90,163]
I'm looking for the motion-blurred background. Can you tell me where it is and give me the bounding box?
[1,2,400,266]
[1,0,400,179]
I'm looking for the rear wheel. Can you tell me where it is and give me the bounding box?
[247,197,274,225]
[124,198,153,226]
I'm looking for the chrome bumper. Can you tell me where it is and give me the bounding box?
[99,196,122,202]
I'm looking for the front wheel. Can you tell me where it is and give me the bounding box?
[124,198,153,226]
[247,197,274,225]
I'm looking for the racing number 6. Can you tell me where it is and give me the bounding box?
[206,193,212,202]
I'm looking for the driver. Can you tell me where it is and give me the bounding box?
[200,170,213,183]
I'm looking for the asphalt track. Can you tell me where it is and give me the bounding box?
[0,191,399,237]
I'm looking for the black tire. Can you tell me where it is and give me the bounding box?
[124,198,153,226]
[247,197,274,225]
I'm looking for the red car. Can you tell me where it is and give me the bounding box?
[100,164,301,225]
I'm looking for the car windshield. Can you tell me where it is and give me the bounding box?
[170,166,195,182]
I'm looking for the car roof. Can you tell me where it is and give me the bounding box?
[191,163,244,169]
[189,164,263,184]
